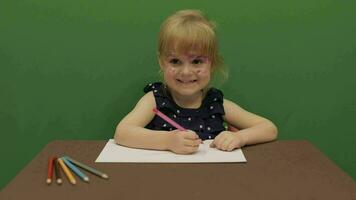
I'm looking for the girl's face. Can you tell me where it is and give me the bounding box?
[160,51,212,98]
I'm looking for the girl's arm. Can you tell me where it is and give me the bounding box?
[114,91,201,154]
[114,91,171,150]
[222,99,278,146]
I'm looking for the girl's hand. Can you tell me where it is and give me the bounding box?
[167,130,202,154]
[210,131,246,151]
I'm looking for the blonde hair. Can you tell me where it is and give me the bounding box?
[157,10,227,80]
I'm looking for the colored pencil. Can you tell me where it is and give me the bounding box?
[54,158,63,184]
[46,156,55,185]
[62,157,89,182]
[153,107,203,143]
[153,107,186,131]
[58,158,76,185]
[63,156,108,179]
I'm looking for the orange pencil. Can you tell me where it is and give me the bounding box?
[58,158,76,185]
[46,156,55,184]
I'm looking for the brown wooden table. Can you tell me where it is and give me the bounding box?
[1,140,355,200]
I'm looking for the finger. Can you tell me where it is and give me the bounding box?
[219,137,230,150]
[213,135,223,148]
[210,141,215,148]
[184,139,200,147]
[184,146,199,154]
[210,132,225,147]
[220,138,229,151]
[219,138,231,150]
[215,138,224,149]
[183,131,199,139]
[227,142,236,151]
[220,139,231,151]
[192,145,199,152]
[193,139,203,146]
[210,136,220,147]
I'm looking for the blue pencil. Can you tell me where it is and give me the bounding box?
[62,157,89,182]
[63,156,109,179]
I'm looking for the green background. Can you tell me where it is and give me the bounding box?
[1,0,355,189]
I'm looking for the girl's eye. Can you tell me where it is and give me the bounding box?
[169,58,181,65]
[192,59,203,65]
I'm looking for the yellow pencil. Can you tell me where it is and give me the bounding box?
[58,158,76,185]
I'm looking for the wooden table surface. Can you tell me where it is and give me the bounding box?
[1,140,355,200]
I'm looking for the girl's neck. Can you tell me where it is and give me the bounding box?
[169,90,204,109]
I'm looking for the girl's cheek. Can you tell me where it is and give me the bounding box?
[165,67,177,80]
[196,67,209,76]
[168,67,177,75]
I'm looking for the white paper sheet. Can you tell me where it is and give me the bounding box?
[95,139,246,163]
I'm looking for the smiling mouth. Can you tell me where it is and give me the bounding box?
[177,79,197,84]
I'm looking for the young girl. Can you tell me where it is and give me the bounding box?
[114,10,278,154]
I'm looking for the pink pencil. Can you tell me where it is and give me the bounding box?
[152,107,186,131]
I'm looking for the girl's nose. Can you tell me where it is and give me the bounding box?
[181,65,193,75]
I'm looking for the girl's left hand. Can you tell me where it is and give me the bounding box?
[210,131,246,151]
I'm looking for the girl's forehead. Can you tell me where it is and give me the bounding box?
[166,50,207,59]
[162,40,210,58]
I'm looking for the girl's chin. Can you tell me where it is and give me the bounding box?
[172,87,203,96]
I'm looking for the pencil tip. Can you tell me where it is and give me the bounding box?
[46,179,52,184]
[102,174,109,179]
[84,177,90,182]
[57,179,63,184]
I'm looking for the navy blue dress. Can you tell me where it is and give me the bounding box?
[144,82,226,140]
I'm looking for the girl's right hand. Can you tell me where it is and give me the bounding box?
[167,130,202,154]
